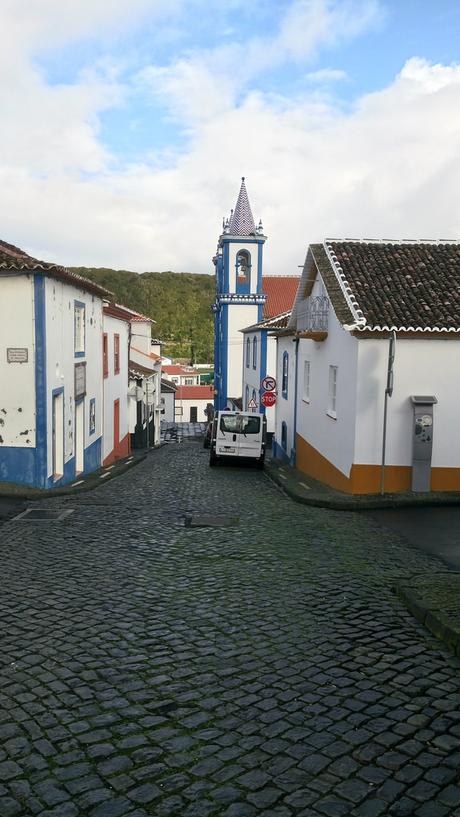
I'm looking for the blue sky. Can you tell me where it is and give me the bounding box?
[1,0,460,272]
[35,1,460,163]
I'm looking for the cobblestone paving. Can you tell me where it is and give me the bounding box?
[0,442,459,817]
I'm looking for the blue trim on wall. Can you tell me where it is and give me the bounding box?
[45,435,102,488]
[272,439,290,464]
[282,351,289,399]
[220,304,228,410]
[259,329,268,415]
[223,243,229,292]
[257,242,263,292]
[34,275,47,487]
[0,448,37,487]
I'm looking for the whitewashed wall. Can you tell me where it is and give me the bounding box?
[227,304,259,400]
[242,330,262,411]
[274,335,296,460]
[0,275,36,447]
[45,277,103,477]
[175,398,209,422]
[355,337,460,468]
[296,296,359,478]
[103,314,130,462]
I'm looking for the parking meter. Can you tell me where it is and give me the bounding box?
[410,396,437,492]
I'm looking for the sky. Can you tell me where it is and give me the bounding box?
[1,0,460,275]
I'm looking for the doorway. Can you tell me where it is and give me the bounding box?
[52,391,64,480]
[190,406,198,422]
[75,399,85,475]
[114,399,120,450]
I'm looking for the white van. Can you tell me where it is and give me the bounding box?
[209,411,267,468]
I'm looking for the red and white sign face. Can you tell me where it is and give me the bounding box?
[261,375,276,392]
[261,391,277,408]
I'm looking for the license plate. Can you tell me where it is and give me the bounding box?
[223,446,235,453]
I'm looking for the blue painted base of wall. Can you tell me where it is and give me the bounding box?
[272,440,290,464]
[0,448,37,487]
[1,436,102,489]
[46,436,102,488]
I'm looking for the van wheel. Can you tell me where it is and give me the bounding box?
[256,456,265,470]
[209,450,218,467]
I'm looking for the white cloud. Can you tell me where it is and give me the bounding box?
[304,68,348,82]
[0,0,459,279]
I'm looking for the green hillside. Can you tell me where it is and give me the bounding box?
[71,267,215,363]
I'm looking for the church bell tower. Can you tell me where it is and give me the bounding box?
[212,178,267,411]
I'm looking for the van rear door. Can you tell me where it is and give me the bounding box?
[237,414,263,459]
[215,412,240,457]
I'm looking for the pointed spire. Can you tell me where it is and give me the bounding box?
[228,177,256,236]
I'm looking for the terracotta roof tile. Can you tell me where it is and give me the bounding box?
[175,385,214,400]
[325,240,460,331]
[262,276,300,318]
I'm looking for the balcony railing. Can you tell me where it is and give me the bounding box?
[298,296,329,332]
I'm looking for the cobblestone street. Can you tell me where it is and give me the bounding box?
[0,441,459,817]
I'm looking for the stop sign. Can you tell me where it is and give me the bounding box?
[261,391,277,407]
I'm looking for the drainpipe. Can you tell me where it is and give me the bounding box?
[292,336,299,466]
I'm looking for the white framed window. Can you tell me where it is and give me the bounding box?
[74,302,85,355]
[246,336,250,367]
[184,377,193,385]
[303,360,310,402]
[252,336,257,369]
[328,365,338,418]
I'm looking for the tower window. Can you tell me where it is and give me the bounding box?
[252,336,257,369]
[246,336,250,367]
[236,250,251,293]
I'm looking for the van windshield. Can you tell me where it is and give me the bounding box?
[220,415,261,435]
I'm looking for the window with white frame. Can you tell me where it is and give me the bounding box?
[252,336,257,368]
[245,385,249,410]
[303,360,310,402]
[74,303,85,355]
[246,336,250,367]
[328,365,338,418]
[184,378,194,385]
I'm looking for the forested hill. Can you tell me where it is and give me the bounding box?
[71,268,215,363]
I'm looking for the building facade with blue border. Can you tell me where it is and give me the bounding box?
[0,241,110,488]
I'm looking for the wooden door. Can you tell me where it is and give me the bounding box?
[190,406,198,422]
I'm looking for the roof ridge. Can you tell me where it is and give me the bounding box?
[325,237,460,245]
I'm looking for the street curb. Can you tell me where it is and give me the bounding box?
[0,454,146,500]
[394,584,460,658]
[265,463,460,512]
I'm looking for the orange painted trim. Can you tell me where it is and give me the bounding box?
[103,432,131,467]
[295,434,460,494]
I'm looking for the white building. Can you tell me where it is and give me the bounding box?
[102,304,131,465]
[274,239,460,494]
[174,385,214,422]
[160,379,176,422]
[240,312,290,434]
[162,364,201,386]
[0,240,109,487]
[128,309,162,449]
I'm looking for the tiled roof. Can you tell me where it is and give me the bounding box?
[262,276,300,318]
[324,240,460,332]
[175,385,214,400]
[228,178,256,236]
[162,364,199,375]
[131,346,162,362]
[242,310,292,333]
[0,239,112,298]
